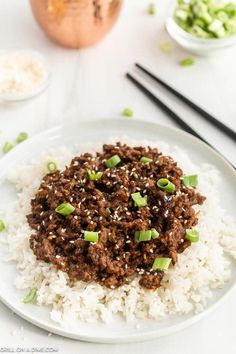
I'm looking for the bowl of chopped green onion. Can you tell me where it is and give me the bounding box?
[166,0,236,55]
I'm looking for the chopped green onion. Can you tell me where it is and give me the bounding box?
[135,230,152,242]
[16,132,28,144]
[47,160,58,173]
[174,0,236,39]
[0,220,5,232]
[157,178,175,192]
[84,231,99,242]
[105,154,121,168]
[122,108,134,117]
[152,257,172,270]
[131,192,141,200]
[87,170,103,181]
[159,42,172,53]
[131,192,142,202]
[140,156,153,164]
[55,202,75,216]
[148,3,156,15]
[151,228,159,239]
[180,175,198,187]
[23,288,38,304]
[135,196,147,207]
[131,192,147,207]
[2,141,14,153]
[185,229,199,242]
[180,58,195,67]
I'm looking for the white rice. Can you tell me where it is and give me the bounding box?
[3,139,236,325]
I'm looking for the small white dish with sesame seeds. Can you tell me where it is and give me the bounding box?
[0,49,50,102]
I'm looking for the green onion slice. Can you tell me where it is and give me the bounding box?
[152,257,172,270]
[135,230,152,242]
[151,228,159,239]
[2,141,14,153]
[105,154,121,168]
[160,41,172,53]
[55,202,75,216]
[180,58,195,67]
[16,132,28,144]
[47,160,58,173]
[180,175,198,187]
[157,178,175,192]
[87,169,103,181]
[122,108,134,117]
[131,192,141,200]
[23,287,38,304]
[185,229,199,242]
[84,231,99,242]
[0,219,5,232]
[140,156,153,164]
[131,192,147,207]
[148,3,156,15]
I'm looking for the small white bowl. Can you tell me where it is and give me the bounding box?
[0,49,50,103]
[166,17,236,56]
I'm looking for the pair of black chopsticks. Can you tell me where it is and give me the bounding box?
[126,63,236,170]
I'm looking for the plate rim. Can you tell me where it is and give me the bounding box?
[0,118,235,343]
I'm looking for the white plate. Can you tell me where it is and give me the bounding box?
[0,118,235,343]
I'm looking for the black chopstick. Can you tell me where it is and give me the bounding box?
[135,63,236,142]
[126,72,235,170]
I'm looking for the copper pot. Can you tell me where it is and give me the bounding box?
[30,0,123,49]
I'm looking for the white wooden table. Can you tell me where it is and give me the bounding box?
[0,1,235,353]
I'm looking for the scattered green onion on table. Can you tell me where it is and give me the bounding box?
[175,0,236,39]
[180,57,195,67]
[159,42,172,53]
[2,141,14,153]
[148,3,156,15]
[16,131,28,144]
[122,108,134,117]
[0,220,5,232]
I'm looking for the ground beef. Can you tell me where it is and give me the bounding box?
[27,143,205,290]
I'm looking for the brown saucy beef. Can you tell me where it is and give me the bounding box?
[27,143,205,290]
